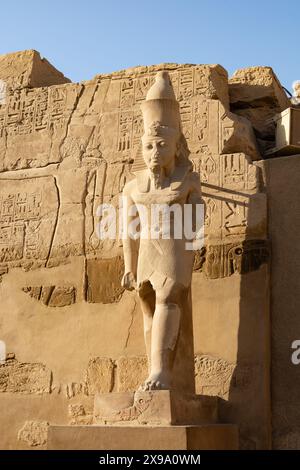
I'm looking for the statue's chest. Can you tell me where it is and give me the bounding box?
[134,186,189,207]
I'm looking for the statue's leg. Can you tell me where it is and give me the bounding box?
[141,280,184,391]
[137,281,155,372]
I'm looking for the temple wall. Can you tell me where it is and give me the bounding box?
[260,155,300,449]
[0,51,290,449]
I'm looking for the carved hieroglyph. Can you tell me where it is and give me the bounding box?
[0,177,58,267]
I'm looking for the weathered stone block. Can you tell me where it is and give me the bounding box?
[116,356,148,392]
[0,361,51,394]
[86,257,124,303]
[229,66,289,110]
[68,403,93,425]
[64,382,88,399]
[48,423,239,450]
[23,285,76,307]
[195,355,235,399]
[0,176,59,267]
[18,420,49,447]
[48,286,76,307]
[85,357,115,395]
[0,49,70,89]
[229,66,290,154]
[194,240,269,279]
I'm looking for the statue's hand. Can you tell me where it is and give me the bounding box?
[121,272,136,291]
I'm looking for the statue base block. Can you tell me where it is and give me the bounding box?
[48,391,238,450]
[93,390,218,426]
[48,424,238,450]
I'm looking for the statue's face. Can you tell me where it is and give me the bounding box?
[142,134,177,171]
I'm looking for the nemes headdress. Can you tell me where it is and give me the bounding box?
[141,71,181,138]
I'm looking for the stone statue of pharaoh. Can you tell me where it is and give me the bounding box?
[121,71,204,391]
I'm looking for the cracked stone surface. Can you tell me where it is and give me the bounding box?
[0,360,52,394]
[18,420,49,447]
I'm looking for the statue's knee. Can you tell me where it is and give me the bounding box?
[156,285,183,305]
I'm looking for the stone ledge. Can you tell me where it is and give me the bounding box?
[48,424,238,450]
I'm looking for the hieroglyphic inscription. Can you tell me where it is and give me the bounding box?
[134,76,154,102]
[178,69,194,100]
[0,177,58,265]
[177,70,194,140]
[0,85,72,137]
[132,114,143,148]
[117,68,214,153]
[114,70,264,243]
[117,111,133,152]
[199,153,261,240]
[222,199,247,238]
[117,76,155,153]
[0,192,41,261]
[193,240,269,278]
[204,197,217,230]
[200,153,258,192]
[223,153,245,185]
[34,89,48,131]
[180,100,193,140]
[120,79,134,107]
[117,111,144,153]
[193,99,208,144]
[200,154,218,185]
[194,68,209,95]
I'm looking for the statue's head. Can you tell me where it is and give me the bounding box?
[141,71,189,172]
[293,80,300,98]
[142,121,179,171]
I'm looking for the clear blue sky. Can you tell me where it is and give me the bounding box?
[0,0,298,91]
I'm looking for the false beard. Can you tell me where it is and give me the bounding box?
[150,166,162,189]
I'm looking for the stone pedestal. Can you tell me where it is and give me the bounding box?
[48,424,238,450]
[93,390,218,426]
[48,391,238,449]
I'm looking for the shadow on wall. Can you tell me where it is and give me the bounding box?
[228,172,271,449]
[196,163,271,450]
[262,155,300,450]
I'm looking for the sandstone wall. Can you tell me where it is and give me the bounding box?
[0,51,288,449]
[0,50,70,90]
[260,155,300,449]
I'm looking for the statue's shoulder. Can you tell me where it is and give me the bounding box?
[122,177,137,195]
[136,169,151,193]
[123,170,150,195]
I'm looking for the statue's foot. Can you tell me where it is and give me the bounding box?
[138,372,170,391]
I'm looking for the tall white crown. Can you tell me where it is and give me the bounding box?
[141,71,181,135]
